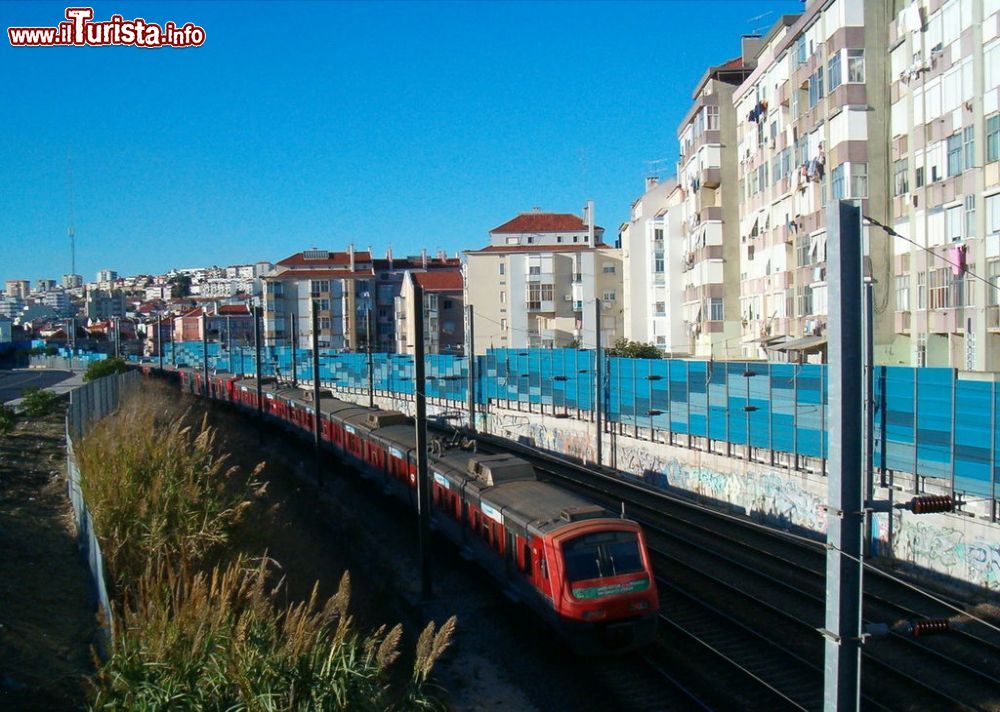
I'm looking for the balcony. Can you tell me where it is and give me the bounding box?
[700,167,721,189]
[988,306,999,331]
[896,310,911,333]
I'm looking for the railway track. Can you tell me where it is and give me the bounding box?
[472,431,1000,711]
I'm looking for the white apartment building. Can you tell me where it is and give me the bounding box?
[619,178,688,353]
[677,45,759,359]
[464,204,624,352]
[262,248,374,350]
[96,269,118,284]
[888,0,1000,370]
[732,0,892,363]
[394,270,465,355]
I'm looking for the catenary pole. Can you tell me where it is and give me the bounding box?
[466,304,476,431]
[291,312,298,388]
[311,300,322,486]
[413,282,433,598]
[202,312,209,397]
[823,200,864,712]
[254,305,263,413]
[367,306,374,408]
[594,298,603,467]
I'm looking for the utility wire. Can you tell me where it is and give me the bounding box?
[864,215,1000,296]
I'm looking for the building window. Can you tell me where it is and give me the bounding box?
[847,49,865,83]
[917,334,927,366]
[947,205,963,241]
[917,271,926,309]
[828,51,842,91]
[965,195,976,240]
[850,163,868,198]
[602,263,616,274]
[500,318,508,331]
[706,105,720,131]
[915,166,925,188]
[797,236,811,267]
[528,265,541,275]
[831,164,845,200]
[266,282,283,296]
[442,299,454,309]
[989,194,1000,237]
[318,317,331,330]
[653,228,664,242]
[499,262,505,276]
[505,237,519,245]
[893,159,909,196]
[798,286,813,316]
[987,114,1000,163]
[655,301,666,316]
[310,280,329,297]
[654,250,664,273]
[895,275,910,311]
[603,290,616,302]
[947,133,963,176]
[954,265,973,308]
[808,68,824,108]
[499,290,505,303]
[795,34,807,66]
[988,259,1000,307]
[705,297,723,321]
[929,268,951,309]
[963,126,975,171]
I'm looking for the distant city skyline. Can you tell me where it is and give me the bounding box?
[0,0,804,286]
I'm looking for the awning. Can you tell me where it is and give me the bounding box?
[767,336,827,352]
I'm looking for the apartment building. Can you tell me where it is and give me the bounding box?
[731,0,893,363]
[370,250,461,352]
[619,178,688,353]
[464,204,624,352]
[262,248,375,350]
[394,270,465,355]
[62,274,83,289]
[85,288,125,320]
[96,269,118,285]
[677,44,759,359]
[887,0,1000,370]
[4,280,29,300]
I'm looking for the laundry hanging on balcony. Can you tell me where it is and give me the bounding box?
[747,99,768,123]
[950,245,967,276]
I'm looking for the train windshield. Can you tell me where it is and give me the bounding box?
[562,530,644,583]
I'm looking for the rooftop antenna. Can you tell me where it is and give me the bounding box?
[644,158,672,181]
[67,148,76,277]
[747,10,773,36]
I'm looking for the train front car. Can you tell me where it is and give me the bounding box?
[547,512,658,655]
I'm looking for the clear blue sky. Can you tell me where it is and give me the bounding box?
[1,0,804,286]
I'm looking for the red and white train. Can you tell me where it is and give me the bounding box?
[168,366,659,654]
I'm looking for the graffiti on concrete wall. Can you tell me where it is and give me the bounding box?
[489,412,828,534]
[895,517,1000,591]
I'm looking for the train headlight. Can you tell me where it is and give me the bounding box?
[582,609,606,621]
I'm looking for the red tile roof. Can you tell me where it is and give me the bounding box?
[465,243,614,254]
[217,304,251,315]
[490,212,603,234]
[277,251,373,267]
[412,271,463,291]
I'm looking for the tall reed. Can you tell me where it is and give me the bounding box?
[79,385,454,709]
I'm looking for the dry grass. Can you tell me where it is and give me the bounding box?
[79,385,455,710]
[76,389,262,590]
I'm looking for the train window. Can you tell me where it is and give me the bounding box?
[522,543,532,574]
[562,531,643,583]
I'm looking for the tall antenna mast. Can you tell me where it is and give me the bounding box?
[67,148,76,277]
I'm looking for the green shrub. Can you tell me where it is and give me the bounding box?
[606,338,663,359]
[19,387,59,417]
[0,404,16,435]
[83,356,128,382]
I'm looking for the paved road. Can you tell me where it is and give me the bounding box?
[0,369,79,406]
